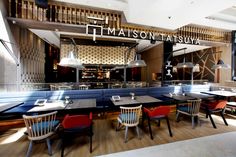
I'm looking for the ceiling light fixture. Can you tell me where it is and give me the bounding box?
[128,53,147,68]
[58,38,84,69]
[176,48,194,68]
[211,59,231,69]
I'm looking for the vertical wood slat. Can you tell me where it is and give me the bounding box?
[15,0,18,18]
[76,9,80,24]
[9,0,12,17]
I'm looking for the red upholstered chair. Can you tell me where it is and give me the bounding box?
[201,100,228,128]
[61,112,93,157]
[142,106,172,140]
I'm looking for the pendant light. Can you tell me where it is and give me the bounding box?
[211,59,231,69]
[58,38,84,69]
[128,53,147,68]
[176,48,194,68]
[193,64,200,72]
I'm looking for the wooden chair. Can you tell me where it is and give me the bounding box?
[116,105,142,143]
[23,111,59,157]
[176,99,202,128]
[61,112,93,157]
[201,100,228,128]
[142,106,172,140]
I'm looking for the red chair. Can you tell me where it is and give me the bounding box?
[61,112,93,157]
[142,106,172,140]
[202,100,228,128]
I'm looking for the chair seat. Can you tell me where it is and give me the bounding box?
[178,106,189,112]
[144,106,170,118]
[32,120,60,132]
[62,115,92,129]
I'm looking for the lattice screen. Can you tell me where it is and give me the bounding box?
[20,29,45,84]
[60,44,135,65]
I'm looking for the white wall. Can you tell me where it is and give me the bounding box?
[0,0,19,91]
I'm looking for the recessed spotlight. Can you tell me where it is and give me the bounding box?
[55,29,59,31]
[12,20,16,24]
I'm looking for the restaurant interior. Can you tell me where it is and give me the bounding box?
[1,0,236,157]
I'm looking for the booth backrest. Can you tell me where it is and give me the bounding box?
[1,85,212,114]
[0,91,47,106]
[46,89,103,102]
[182,85,210,93]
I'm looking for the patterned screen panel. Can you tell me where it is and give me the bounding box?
[60,44,135,65]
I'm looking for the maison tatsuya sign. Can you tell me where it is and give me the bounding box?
[86,24,200,45]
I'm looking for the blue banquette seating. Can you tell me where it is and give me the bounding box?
[1,85,210,114]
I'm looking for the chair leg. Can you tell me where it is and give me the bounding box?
[124,126,128,143]
[197,116,201,127]
[191,116,195,129]
[157,120,161,127]
[220,111,228,126]
[46,138,52,156]
[176,112,180,122]
[147,117,153,140]
[136,126,140,140]
[166,117,172,137]
[116,121,120,131]
[208,112,217,129]
[26,141,33,157]
[61,137,64,157]
[89,125,93,153]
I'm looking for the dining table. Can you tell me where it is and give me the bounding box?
[110,95,162,106]
[0,102,24,114]
[201,90,236,97]
[27,99,96,113]
[162,93,195,102]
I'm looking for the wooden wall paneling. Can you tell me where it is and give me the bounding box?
[27,1,32,19]
[81,9,85,25]
[76,8,79,24]
[33,1,37,20]
[15,0,18,18]
[72,8,76,24]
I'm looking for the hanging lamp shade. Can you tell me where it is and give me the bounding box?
[128,54,146,67]
[176,62,194,68]
[193,64,200,72]
[58,51,84,69]
[211,59,231,70]
[176,48,194,68]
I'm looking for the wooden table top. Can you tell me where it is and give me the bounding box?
[28,99,96,112]
[163,94,195,101]
[201,90,236,97]
[185,92,215,100]
[110,95,162,106]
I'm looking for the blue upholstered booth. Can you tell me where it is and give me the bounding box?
[1,85,211,114]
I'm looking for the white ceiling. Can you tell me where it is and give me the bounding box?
[55,0,236,31]
[31,0,236,55]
